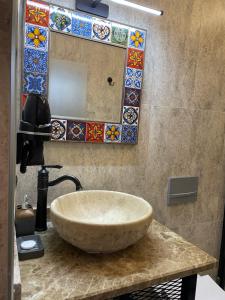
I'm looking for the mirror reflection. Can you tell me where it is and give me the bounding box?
[48,32,126,123]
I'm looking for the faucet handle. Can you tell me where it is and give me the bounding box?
[42,165,63,170]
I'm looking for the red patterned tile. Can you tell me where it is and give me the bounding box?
[22,94,28,108]
[127,48,144,70]
[86,122,105,143]
[26,0,49,27]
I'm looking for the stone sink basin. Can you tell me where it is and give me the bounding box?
[50,190,153,253]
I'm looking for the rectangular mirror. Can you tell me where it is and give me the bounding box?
[49,32,126,123]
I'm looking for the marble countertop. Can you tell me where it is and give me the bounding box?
[19,220,216,300]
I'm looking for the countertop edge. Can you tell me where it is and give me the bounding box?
[75,260,217,300]
[13,232,21,300]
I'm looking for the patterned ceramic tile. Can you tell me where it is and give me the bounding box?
[23,72,47,94]
[22,94,28,108]
[121,125,138,144]
[92,19,111,42]
[51,119,67,141]
[127,48,144,70]
[126,67,143,79]
[25,0,49,27]
[104,123,122,143]
[125,67,143,89]
[67,121,86,142]
[129,28,146,50]
[49,6,72,33]
[86,122,104,143]
[111,24,128,47]
[72,13,92,38]
[122,106,139,126]
[25,23,48,51]
[24,48,48,74]
[124,88,141,107]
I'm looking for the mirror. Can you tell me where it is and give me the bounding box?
[49,32,126,123]
[22,2,146,144]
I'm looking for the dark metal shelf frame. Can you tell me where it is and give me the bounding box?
[112,274,197,300]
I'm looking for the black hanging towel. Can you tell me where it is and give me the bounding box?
[17,94,52,174]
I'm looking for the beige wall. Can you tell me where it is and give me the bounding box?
[17,0,225,276]
[0,0,12,298]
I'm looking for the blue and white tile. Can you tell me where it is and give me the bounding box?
[126,67,143,78]
[72,12,92,38]
[23,72,47,94]
[24,23,48,51]
[121,125,138,144]
[125,67,143,89]
[122,106,139,126]
[92,18,111,42]
[51,119,67,141]
[24,48,48,74]
[49,5,72,33]
[133,78,142,89]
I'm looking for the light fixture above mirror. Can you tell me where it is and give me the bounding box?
[76,0,163,18]
[110,0,163,16]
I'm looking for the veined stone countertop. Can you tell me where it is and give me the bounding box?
[19,220,216,300]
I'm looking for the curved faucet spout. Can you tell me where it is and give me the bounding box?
[36,166,83,232]
[48,175,83,191]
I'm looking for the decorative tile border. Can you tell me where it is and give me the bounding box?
[67,120,86,142]
[22,0,147,145]
[24,48,48,74]
[127,48,145,70]
[24,23,49,51]
[51,119,67,141]
[23,72,47,94]
[128,28,146,50]
[86,122,105,143]
[22,94,28,108]
[49,5,72,33]
[121,125,138,144]
[111,23,128,47]
[72,12,92,38]
[124,88,141,107]
[122,106,139,126]
[92,18,111,42]
[104,123,122,143]
[25,0,50,27]
[125,67,143,90]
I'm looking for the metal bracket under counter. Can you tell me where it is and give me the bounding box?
[113,275,197,300]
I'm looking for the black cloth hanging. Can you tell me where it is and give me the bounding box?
[17,93,52,174]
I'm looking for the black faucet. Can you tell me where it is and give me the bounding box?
[35,165,82,232]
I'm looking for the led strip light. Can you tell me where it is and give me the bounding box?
[110,0,163,16]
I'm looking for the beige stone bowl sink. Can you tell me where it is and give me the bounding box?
[50,190,153,253]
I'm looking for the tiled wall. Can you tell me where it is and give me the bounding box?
[0,0,12,298]
[17,0,225,275]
